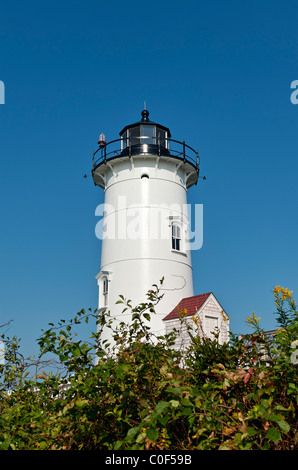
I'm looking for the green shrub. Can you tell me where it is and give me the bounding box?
[0,282,297,450]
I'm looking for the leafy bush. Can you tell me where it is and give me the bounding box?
[0,282,297,450]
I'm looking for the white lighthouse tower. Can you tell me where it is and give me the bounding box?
[92,109,200,346]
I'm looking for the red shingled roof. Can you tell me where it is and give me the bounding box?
[163,293,212,321]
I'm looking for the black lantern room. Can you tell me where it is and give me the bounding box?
[119,109,171,156]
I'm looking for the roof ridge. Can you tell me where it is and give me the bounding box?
[180,292,212,301]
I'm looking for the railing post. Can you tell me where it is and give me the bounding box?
[196,150,199,169]
[183,139,186,162]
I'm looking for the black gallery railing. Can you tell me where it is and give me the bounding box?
[92,136,199,172]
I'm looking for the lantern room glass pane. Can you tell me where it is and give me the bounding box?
[157,128,166,148]
[141,125,156,144]
[129,126,140,146]
[121,131,127,150]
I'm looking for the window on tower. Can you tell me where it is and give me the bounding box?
[103,277,109,306]
[172,224,181,251]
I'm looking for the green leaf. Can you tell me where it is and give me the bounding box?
[157,414,169,426]
[146,427,159,443]
[181,397,192,406]
[268,414,290,433]
[276,420,290,434]
[0,440,11,450]
[156,401,168,414]
[246,427,259,437]
[38,441,48,450]
[181,407,192,416]
[114,441,123,450]
[126,427,139,441]
[166,386,182,395]
[72,347,81,357]
[169,400,179,408]
[275,405,288,411]
[75,399,88,409]
[266,427,281,442]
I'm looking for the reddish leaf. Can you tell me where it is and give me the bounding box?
[244,373,250,384]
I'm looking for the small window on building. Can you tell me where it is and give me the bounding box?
[103,277,109,306]
[141,173,149,179]
[172,224,181,251]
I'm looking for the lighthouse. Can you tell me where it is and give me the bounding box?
[92,109,201,347]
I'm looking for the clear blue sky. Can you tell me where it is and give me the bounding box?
[0,0,297,357]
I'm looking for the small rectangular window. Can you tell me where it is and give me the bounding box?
[103,278,109,306]
[172,224,181,251]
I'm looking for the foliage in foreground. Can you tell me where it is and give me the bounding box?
[0,282,298,450]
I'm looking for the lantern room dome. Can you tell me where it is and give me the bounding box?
[119,109,171,137]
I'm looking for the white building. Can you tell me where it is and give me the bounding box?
[91,109,229,348]
[163,292,229,349]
